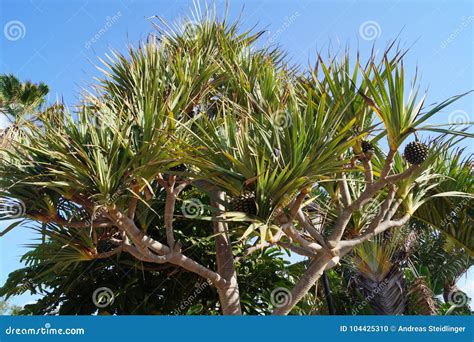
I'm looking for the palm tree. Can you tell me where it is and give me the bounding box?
[345,220,472,315]
[349,232,409,315]
[0,74,49,148]
[0,7,472,315]
[0,74,48,120]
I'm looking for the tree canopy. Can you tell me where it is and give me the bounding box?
[0,7,472,315]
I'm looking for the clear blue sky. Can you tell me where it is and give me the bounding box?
[0,0,473,308]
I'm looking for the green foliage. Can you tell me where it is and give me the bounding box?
[412,150,474,253]
[409,223,473,296]
[361,56,471,150]
[0,242,311,315]
[0,299,22,315]
[0,74,49,123]
[0,187,313,315]
[0,6,472,316]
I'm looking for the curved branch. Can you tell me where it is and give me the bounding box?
[282,223,323,252]
[387,165,419,183]
[381,149,396,178]
[164,177,177,249]
[272,252,333,315]
[338,213,411,253]
[94,246,123,259]
[289,188,309,218]
[327,163,417,248]
[107,205,227,288]
[295,209,327,247]
[277,241,318,258]
[362,155,374,184]
[339,174,351,207]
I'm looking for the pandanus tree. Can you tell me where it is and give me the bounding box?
[186,39,472,314]
[304,149,473,315]
[0,239,309,315]
[0,9,472,315]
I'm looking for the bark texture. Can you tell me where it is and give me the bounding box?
[273,253,332,315]
[211,190,242,315]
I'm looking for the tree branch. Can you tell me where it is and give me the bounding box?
[295,209,327,247]
[94,246,123,259]
[336,185,395,252]
[386,165,419,183]
[339,174,351,208]
[277,241,318,258]
[282,222,323,252]
[381,149,396,178]
[70,194,95,209]
[327,158,416,248]
[272,252,333,315]
[361,156,374,184]
[210,189,242,314]
[289,188,309,218]
[365,184,396,232]
[156,173,167,188]
[164,176,177,249]
[338,213,411,253]
[385,197,403,220]
[160,175,190,250]
[174,180,190,195]
[122,243,171,263]
[107,205,227,288]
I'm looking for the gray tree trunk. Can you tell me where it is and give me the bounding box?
[211,190,242,315]
[273,254,332,315]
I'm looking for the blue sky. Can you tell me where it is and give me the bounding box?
[0,0,473,308]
